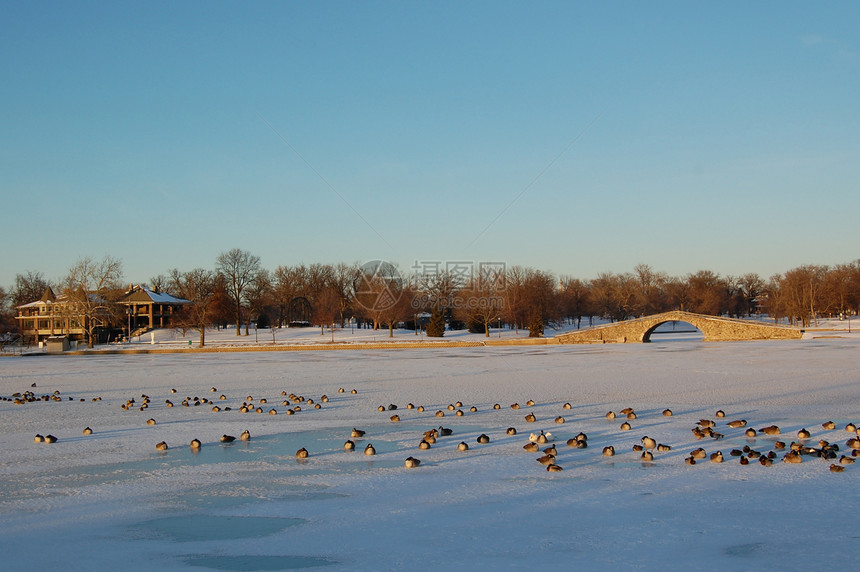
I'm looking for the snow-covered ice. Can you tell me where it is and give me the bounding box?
[1,329,858,571]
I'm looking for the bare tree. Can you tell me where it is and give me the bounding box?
[61,256,124,348]
[216,248,261,335]
[171,268,217,347]
[11,271,51,308]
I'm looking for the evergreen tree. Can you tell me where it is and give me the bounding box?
[426,307,445,337]
[528,311,544,338]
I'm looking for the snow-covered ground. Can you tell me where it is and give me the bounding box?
[1,331,858,571]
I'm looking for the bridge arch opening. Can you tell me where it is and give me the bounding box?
[643,320,703,343]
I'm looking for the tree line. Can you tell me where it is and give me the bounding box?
[2,251,859,347]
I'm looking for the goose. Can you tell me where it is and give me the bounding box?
[351,428,366,438]
[524,413,536,423]
[690,448,707,459]
[511,403,520,410]
[506,427,517,436]
[45,435,57,444]
[846,423,857,432]
[745,428,757,438]
[390,415,400,422]
[220,435,236,443]
[727,420,747,428]
[546,463,563,472]
[562,403,572,410]
[455,410,464,417]
[839,455,855,465]
[739,456,749,465]
[34,434,44,443]
[418,440,431,450]
[526,400,535,407]
[438,427,453,436]
[602,446,615,456]
[388,403,397,410]
[698,419,716,428]
[536,454,556,466]
[240,430,251,441]
[632,444,644,452]
[469,406,478,413]
[783,451,803,464]
[760,425,781,436]
[627,412,637,420]
[710,451,724,463]
[212,406,221,412]
[364,443,376,456]
[147,418,156,426]
[424,429,439,439]
[350,389,357,394]
[417,406,425,412]
[641,436,657,450]
[476,434,490,444]
[458,442,469,451]
[523,442,540,453]
[404,456,420,468]
[405,402,413,409]
[662,409,673,417]
[830,463,846,472]
[620,407,634,415]
[435,410,445,418]
[715,410,726,418]
[338,388,345,393]
[82,427,93,435]
[641,451,654,462]
[620,422,631,431]
[296,447,309,459]
[155,441,168,451]
[493,404,501,410]
[759,456,773,466]
[377,405,386,412]
[606,411,616,420]
[657,444,671,453]
[797,428,811,439]
[190,439,201,449]
[822,421,835,430]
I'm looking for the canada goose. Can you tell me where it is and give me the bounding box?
[543,445,558,456]
[822,421,835,430]
[546,464,563,472]
[759,456,773,466]
[627,412,637,420]
[760,425,781,436]
[537,432,551,444]
[846,438,860,449]
[783,451,802,464]
[691,448,707,459]
[536,454,556,465]
[447,404,455,411]
[212,406,221,412]
[147,418,156,426]
[438,427,453,436]
[523,442,540,453]
[295,448,309,459]
[727,420,747,428]
[404,456,420,468]
[377,405,385,412]
[83,427,93,435]
[657,444,671,453]
[606,411,616,420]
[321,395,329,403]
[165,400,174,407]
[563,403,572,410]
[350,389,357,394]
[351,428,366,438]
[830,463,846,472]
[839,455,855,465]
[220,435,236,443]
[493,404,501,410]
[285,409,295,415]
[620,422,632,431]
[156,441,168,451]
[745,428,757,438]
[526,400,535,407]
[846,423,857,432]
[511,403,520,410]
[268,409,277,415]
[424,429,438,439]
[435,410,445,418]
[698,419,715,428]
[469,406,478,413]
[774,441,786,449]
[641,451,654,462]
[219,395,226,400]
[424,435,436,444]
[685,457,696,465]
[797,428,811,439]
[641,436,657,450]
[602,446,615,456]
[390,415,400,422]
[338,388,345,393]
[417,406,425,412]
[240,430,251,441]
[34,434,44,443]
[525,413,536,423]
[190,439,201,449]
[387,403,397,410]
[662,409,673,417]
[313,403,321,409]
[555,416,565,424]
[458,442,469,451]
[477,434,490,444]
[710,451,724,463]
[739,456,749,465]
[170,388,177,393]
[506,427,517,436]
[406,402,413,409]
[632,444,644,452]
[418,440,431,450]
[364,443,376,455]
[456,410,464,417]
[566,438,580,448]
[715,410,725,418]
[620,407,634,415]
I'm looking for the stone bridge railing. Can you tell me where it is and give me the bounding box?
[555,311,803,344]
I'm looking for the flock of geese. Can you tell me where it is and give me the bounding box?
[17,384,860,474]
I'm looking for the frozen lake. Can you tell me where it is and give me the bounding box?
[1,337,858,570]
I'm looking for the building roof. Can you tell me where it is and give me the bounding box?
[119,285,189,305]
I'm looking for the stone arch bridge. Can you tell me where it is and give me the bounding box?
[555,311,802,344]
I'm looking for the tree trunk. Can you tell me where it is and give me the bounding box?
[235,300,241,336]
[200,327,205,348]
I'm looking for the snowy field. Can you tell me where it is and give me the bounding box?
[1,329,859,571]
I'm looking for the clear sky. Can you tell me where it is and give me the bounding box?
[2,1,859,290]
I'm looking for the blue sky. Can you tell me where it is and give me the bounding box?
[2,1,859,289]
